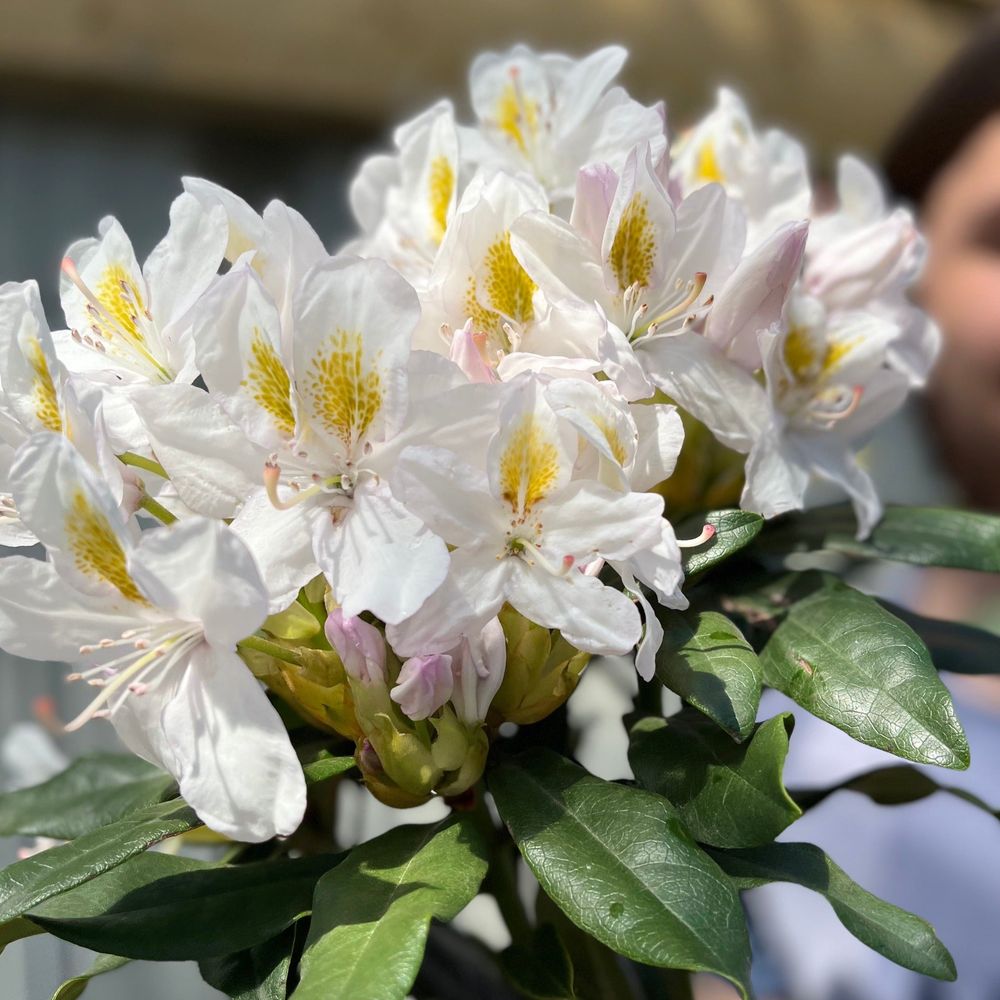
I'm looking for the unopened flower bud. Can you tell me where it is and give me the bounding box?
[325,609,386,685]
[390,653,454,720]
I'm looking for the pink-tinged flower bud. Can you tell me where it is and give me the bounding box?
[325,609,386,685]
[390,653,454,720]
[451,618,507,724]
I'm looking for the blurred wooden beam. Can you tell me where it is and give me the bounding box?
[0,0,987,157]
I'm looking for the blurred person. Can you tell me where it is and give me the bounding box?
[747,19,1000,1000]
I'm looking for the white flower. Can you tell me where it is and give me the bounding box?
[0,433,305,842]
[347,101,462,287]
[174,255,463,623]
[803,156,938,386]
[672,87,811,248]
[0,280,131,544]
[57,194,228,387]
[388,375,664,656]
[463,45,666,204]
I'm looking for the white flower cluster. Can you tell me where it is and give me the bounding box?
[0,45,933,841]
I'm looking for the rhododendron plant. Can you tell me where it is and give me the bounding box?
[0,44,993,1000]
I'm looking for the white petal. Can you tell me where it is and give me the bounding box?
[119,644,306,842]
[387,547,510,657]
[506,562,641,656]
[10,432,144,606]
[487,375,577,515]
[192,264,293,451]
[128,518,268,646]
[741,434,810,520]
[143,192,228,334]
[543,482,663,562]
[639,331,769,452]
[629,521,688,609]
[315,478,449,625]
[229,488,320,613]
[130,382,265,518]
[392,445,500,546]
[293,257,418,455]
[629,403,684,491]
[0,555,143,661]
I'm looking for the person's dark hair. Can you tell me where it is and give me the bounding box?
[884,16,1000,206]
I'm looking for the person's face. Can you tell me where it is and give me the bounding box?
[920,113,1000,508]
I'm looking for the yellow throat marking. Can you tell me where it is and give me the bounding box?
[243,328,295,437]
[427,156,454,246]
[695,141,725,184]
[66,489,147,604]
[466,231,536,339]
[499,414,560,515]
[609,194,656,292]
[25,337,61,433]
[303,329,382,451]
[496,82,539,154]
[94,264,147,344]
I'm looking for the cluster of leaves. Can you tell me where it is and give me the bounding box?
[3,503,1000,999]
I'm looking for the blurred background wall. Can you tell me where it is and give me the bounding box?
[0,1,996,996]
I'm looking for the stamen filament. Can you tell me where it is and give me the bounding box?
[676,523,716,548]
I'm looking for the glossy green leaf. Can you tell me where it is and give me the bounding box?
[655,610,762,741]
[628,711,801,848]
[294,816,489,1000]
[708,841,956,980]
[760,575,969,769]
[535,891,635,1000]
[766,503,1000,572]
[200,925,296,1000]
[680,510,764,576]
[302,751,356,785]
[0,798,199,924]
[490,749,751,997]
[51,953,130,1000]
[0,754,175,839]
[30,851,340,960]
[500,923,577,999]
[791,764,1000,821]
[0,915,43,953]
[878,601,1000,675]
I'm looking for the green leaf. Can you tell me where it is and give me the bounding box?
[628,711,802,848]
[294,816,489,1000]
[878,601,1000,675]
[760,574,969,769]
[535,891,635,1000]
[708,841,956,980]
[767,503,1000,571]
[500,923,577,999]
[791,763,1000,821]
[302,751,356,785]
[200,926,296,1000]
[490,749,751,997]
[0,915,44,953]
[51,953,131,1000]
[655,610,762,741]
[30,851,341,961]
[0,798,199,924]
[0,754,175,840]
[680,510,764,576]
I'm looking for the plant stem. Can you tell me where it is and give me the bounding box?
[237,634,304,666]
[634,675,663,716]
[138,494,178,525]
[469,787,533,947]
[119,451,168,479]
